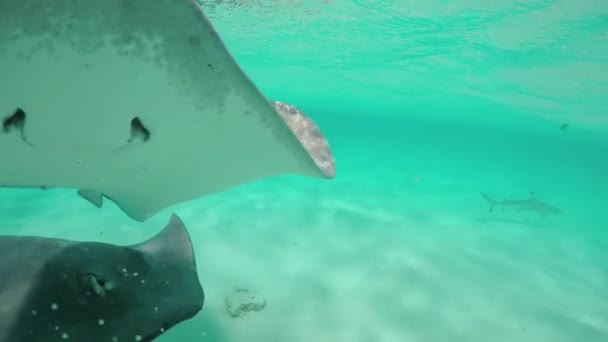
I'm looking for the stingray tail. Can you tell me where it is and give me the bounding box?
[480,192,497,213]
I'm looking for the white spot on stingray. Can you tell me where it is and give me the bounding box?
[141,279,146,284]
[122,268,127,273]
[51,303,58,310]
[98,319,105,326]
[160,327,164,332]
[61,332,68,339]
[31,310,37,316]
[112,337,118,342]
[135,335,142,341]
[154,306,159,313]
[54,326,59,331]
[132,272,139,277]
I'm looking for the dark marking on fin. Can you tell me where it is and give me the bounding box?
[2,108,25,132]
[2,108,34,146]
[128,117,150,143]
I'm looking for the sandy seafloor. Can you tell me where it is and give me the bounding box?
[2,113,607,342]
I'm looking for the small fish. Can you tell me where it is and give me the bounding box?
[480,192,561,218]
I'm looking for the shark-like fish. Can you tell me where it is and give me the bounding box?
[480,192,561,217]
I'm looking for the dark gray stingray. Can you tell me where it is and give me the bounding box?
[0,214,204,342]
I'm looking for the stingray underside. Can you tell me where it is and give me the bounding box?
[0,0,335,221]
[0,214,203,342]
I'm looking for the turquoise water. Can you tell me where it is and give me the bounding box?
[3,0,608,341]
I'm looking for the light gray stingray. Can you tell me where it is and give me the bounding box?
[0,0,335,222]
[0,214,203,342]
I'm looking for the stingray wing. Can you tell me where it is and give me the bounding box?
[0,214,203,341]
[0,0,334,221]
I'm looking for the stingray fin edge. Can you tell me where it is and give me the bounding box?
[77,189,104,208]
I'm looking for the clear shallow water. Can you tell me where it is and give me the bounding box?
[2,1,608,341]
[202,0,608,132]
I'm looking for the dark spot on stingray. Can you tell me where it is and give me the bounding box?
[3,108,26,133]
[560,123,568,130]
[188,36,202,47]
[207,63,214,70]
[3,108,34,146]
[128,117,150,143]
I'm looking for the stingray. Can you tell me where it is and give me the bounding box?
[0,214,204,342]
[0,0,335,222]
